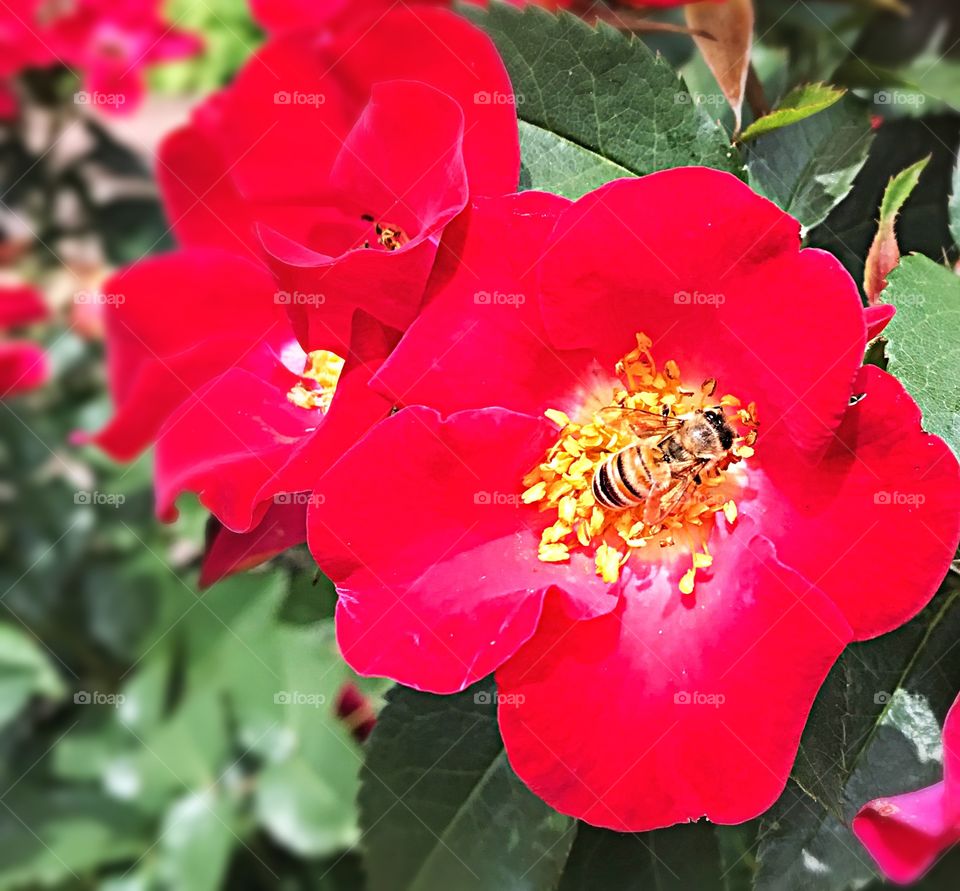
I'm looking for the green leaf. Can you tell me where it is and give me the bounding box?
[864,155,931,301]
[746,96,874,232]
[358,678,576,891]
[807,116,960,289]
[740,83,846,142]
[558,823,733,891]
[0,623,64,729]
[155,791,238,891]
[754,575,960,891]
[518,121,632,199]
[93,197,173,265]
[0,788,150,890]
[463,4,741,199]
[883,254,960,457]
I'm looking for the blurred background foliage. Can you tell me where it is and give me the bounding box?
[0,0,959,889]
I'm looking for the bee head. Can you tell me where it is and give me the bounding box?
[702,407,734,451]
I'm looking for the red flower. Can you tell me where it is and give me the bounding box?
[79,249,396,584]
[307,170,960,830]
[157,5,518,353]
[85,6,520,584]
[1,284,47,397]
[854,692,960,884]
[0,1,199,117]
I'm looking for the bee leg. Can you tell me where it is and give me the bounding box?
[640,443,671,526]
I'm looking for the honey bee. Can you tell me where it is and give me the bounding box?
[591,403,736,526]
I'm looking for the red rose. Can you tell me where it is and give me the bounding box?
[0,284,47,397]
[84,6,520,584]
[854,692,960,884]
[80,249,395,585]
[157,6,519,353]
[307,170,960,830]
[0,1,200,117]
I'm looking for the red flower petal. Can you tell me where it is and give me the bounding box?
[0,284,47,328]
[741,365,960,639]
[853,695,960,883]
[156,313,396,533]
[865,303,896,341]
[372,191,600,415]
[854,783,960,884]
[327,6,519,197]
[200,502,307,589]
[538,170,866,456]
[0,341,47,397]
[85,250,288,460]
[154,365,314,529]
[496,530,852,831]
[189,34,354,202]
[308,406,619,693]
[263,80,469,352]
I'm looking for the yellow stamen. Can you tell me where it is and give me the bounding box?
[521,332,759,593]
[286,350,345,412]
[596,543,624,583]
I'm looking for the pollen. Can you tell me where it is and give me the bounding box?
[287,349,345,413]
[522,332,759,594]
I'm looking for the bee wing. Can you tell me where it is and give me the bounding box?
[596,406,683,439]
[647,460,706,525]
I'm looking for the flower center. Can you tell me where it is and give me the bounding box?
[522,333,758,593]
[286,349,345,413]
[359,214,409,251]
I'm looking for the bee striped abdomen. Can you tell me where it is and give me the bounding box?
[592,446,648,510]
